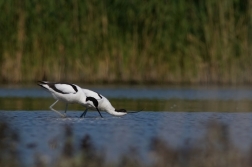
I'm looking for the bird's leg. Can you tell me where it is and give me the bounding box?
[64,104,68,114]
[49,100,66,117]
[80,108,88,118]
[96,108,103,118]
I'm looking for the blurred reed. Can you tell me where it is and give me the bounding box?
[0,120,251,167]
[0,0,252,84]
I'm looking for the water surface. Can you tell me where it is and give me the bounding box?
[1,86,252,100]
[1,86,252,166]
[1,111,252,166]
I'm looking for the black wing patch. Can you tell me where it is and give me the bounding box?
[48,83,67,94]
[86,97,99,107]
[97,93,102,99]
[48,83,78,94]
[70,84,78,92]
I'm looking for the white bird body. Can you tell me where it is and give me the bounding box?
[38,81,127,117]
[41,82,83,103]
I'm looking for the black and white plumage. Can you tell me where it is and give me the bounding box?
[38,81,127,117]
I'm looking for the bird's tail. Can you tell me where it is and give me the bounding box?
[37,81,49,88]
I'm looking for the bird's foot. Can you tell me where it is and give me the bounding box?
[61,113,67,118]
[80,115,86,118]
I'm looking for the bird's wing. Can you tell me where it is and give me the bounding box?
[51,83,78,94]
[82,89,103,100]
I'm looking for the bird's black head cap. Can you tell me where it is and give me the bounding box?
[115,109,127,113]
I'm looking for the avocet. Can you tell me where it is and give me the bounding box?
[38,81,129,117]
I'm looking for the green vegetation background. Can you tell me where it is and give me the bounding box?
[1,0,252,84]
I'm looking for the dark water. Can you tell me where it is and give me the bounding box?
[1,86,252,166]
